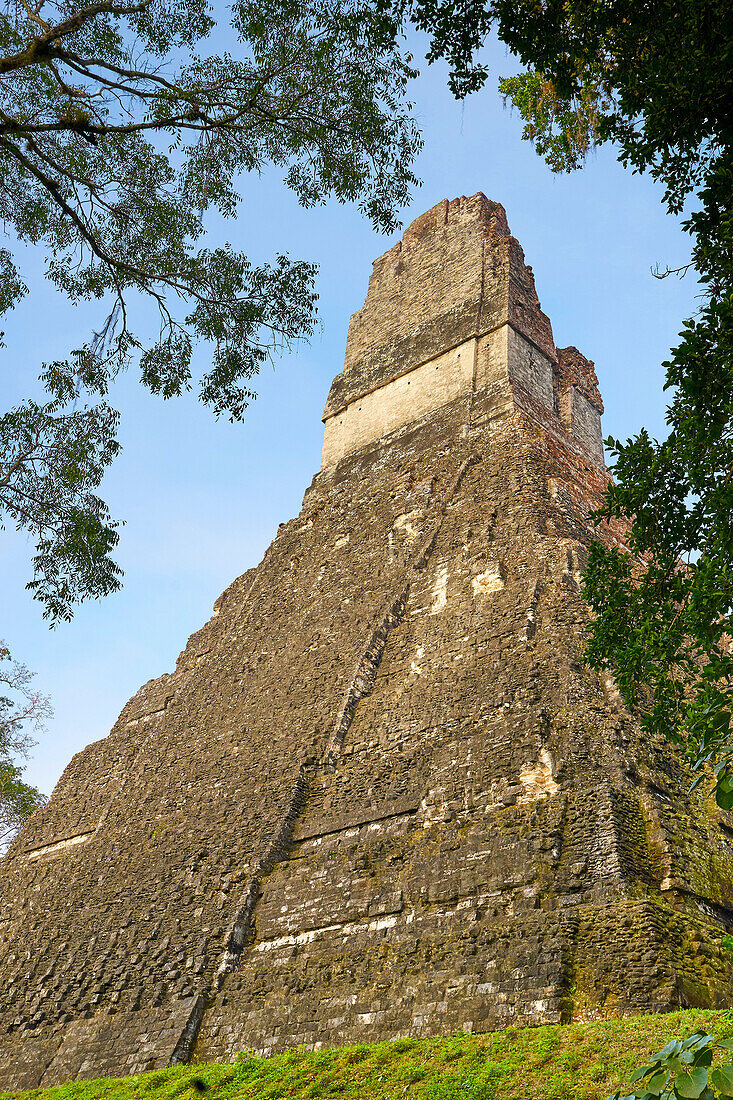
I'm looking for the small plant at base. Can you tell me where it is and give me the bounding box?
[608,1032,733,1099]
[231,1052,268,1084]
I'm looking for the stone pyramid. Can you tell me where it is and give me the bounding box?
[2,195,732,1090]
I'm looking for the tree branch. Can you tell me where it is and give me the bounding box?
[0,0,150,76]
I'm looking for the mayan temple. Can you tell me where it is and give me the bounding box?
[2,194,733,1089]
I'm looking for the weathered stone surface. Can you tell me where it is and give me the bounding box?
[1,195,732,1089]
[321,195,563,467]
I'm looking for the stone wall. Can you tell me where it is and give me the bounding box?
[321,338,475,468]
[195,408,733,1061]
[1,196,731,1090]
[322,196,601,468]
[556,347,604,463]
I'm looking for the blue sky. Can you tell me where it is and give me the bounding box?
[2,34,699,796]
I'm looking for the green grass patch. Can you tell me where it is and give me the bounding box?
[4,1010,733,1100]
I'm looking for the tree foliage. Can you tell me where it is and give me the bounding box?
[0,399,120,620]
[0,641,50,848]
[1,0,421,620]
[392,0,733,804]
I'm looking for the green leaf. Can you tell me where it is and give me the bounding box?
[684,1035,714,1051]
[717,1039,733,1050]
[647,1069,669,1095]
[656,1041,684,1060]
[633,1066,660,1083]
[711,1066,733,1096]
[715,785,733,811]
[675,1067,708,1098]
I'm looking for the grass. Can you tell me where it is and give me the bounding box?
[4,1010,733,1100]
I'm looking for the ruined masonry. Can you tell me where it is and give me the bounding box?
[2,194,733,1090]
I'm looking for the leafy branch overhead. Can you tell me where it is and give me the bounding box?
[392,0,733,804]
[0,0,421,620]
[0,400,121,620]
